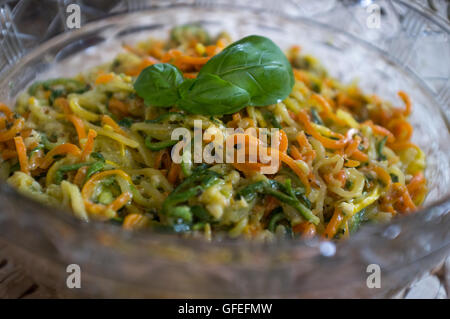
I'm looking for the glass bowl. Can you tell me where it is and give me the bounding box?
[0,0,449,298]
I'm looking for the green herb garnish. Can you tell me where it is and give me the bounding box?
[133,35,294,116]
[134,63,184,107]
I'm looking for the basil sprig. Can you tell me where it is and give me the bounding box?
[177,74,251,115]
[133,35,294,115]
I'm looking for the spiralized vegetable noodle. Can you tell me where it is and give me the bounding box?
[0,24,427,241]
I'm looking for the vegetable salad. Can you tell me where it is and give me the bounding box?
[0,24,427,241]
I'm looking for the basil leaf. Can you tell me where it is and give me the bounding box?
[134,63,184,107]
[177,74,250,115]
[199,35,294,106]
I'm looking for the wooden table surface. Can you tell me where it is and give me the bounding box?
[0,242,448,299]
